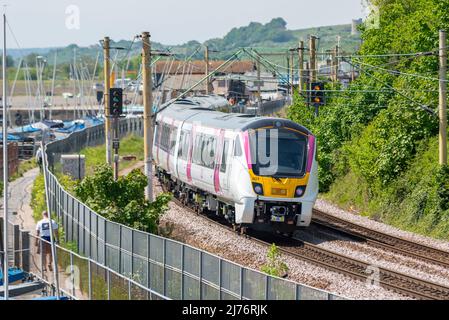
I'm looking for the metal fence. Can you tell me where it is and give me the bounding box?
[42,119,344,300]
[1,217,167,300]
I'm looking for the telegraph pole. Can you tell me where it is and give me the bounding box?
[257,58,261,116]
[290,51,294,96]
[439,30,447,165]
[205,45,209,94]
[2,12,9,301]
[335,44,340,83]
[142,32,154,201]
[103,37,112,165]
[298,41,304,94]
[309,36,317,82]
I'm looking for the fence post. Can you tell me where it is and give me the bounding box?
[147,234,150,290]
[70,251,75,297]
[240,266,243,300]
[13,224,20,267]
[218,259,222,300]
[107,269,111,300]
[265,275,269,300]
[199,251,202,300]
[88,260,92,300]
[118,225,122,274]
[181,245,184,300]
[163,238,166,297]
[21,231,30,272]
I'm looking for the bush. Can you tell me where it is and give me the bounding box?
[75,164,171,234]
[261,244,289,278]
[31,174,46,222]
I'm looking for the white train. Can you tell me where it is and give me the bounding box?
[153,97,319,234]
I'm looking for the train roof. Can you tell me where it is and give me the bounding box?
[157,97,312,135]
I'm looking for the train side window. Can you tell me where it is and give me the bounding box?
[169,127,178,155]
[203,136,216,169]
[178,131,184,158]
[193,134,203,165]
[154,125,159,147]
[220,140,229,173]
[183,131,190,160]
[234,137,242,156]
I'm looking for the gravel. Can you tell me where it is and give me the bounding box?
[154,178,410,300]
[296,227,449,288]
[315,198,449,252]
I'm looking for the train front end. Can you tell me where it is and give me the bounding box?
[239,120,318,232]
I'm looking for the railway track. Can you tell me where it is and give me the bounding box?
[160,182,449,300]
[312,209,449,268]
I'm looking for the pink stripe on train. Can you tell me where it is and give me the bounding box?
[242,132,252,169]
[306,135,316,173]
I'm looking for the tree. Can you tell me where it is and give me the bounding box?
[75,165,171,234]
[0,55,14,68]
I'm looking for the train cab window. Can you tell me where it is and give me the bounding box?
[220,140,230,173]
[234,137,242,156]
[249,128,307,178]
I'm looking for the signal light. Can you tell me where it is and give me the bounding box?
[109,88,123,116]
[310,82,325,106]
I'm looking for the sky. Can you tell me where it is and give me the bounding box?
[2,0,365,48]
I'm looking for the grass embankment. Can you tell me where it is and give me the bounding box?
[31,134,144,222]
[324,136,449,240]
[80,135,144,175]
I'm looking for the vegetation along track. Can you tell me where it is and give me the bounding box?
[312,209,449,269]
[159,181,449,300]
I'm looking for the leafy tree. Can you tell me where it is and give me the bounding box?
[75,165,171,234]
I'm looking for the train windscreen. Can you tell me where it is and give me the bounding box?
[249,128,308,178]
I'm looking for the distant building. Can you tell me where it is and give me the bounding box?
[153,60,256,98]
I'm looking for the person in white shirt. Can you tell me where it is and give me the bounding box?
[35,147,43,171]
[35,211,59,272]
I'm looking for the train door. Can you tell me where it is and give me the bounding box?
[219,138,231,192]
[177,128,190,183]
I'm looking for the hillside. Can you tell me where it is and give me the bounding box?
[10,18,361,66]
[288,0,449,241]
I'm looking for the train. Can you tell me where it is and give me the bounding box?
[153,97,318,235]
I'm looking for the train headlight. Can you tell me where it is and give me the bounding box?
[253,183,264,195]
[295,186,306,198]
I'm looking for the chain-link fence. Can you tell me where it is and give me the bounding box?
[41,119,344,301]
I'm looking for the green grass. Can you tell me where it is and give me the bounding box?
[80,135,144,175]
[324,135,449,241]
[10,159,38,182]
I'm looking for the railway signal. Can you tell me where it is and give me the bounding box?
[109,88,123,116]
[310,82,325,106]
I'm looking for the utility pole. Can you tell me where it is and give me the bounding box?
[2,12,9,301]
[331,47,336,81]
[205,45,209,94]
[290,51,294,96]
[335,44,340,83]
[142,32,154,201]
[298,41,304,94]
[309,36,317,82]
[439,30,447,165]
[257,58,261,116]
[103,37,112,165]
